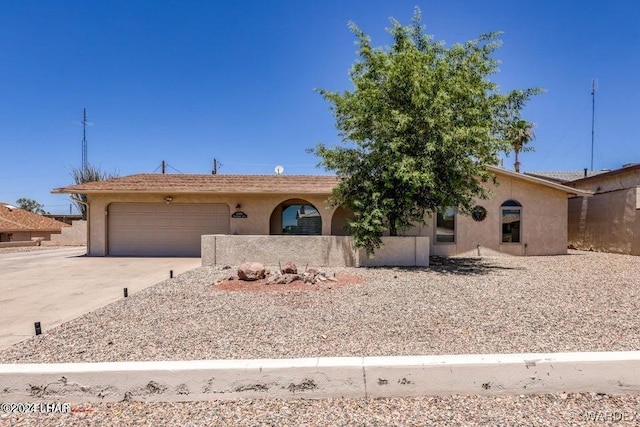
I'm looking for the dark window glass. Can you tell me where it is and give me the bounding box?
[282,205,321,235]
[436,207,456,243]
[502,208,521,243]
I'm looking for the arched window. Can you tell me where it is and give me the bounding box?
[501,200,522,243]
[270,199,322,235]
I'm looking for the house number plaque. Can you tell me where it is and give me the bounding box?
[231,211,248,218]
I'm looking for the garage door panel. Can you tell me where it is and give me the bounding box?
[108,203,229,256]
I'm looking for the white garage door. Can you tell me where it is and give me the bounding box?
[108,203,229,256]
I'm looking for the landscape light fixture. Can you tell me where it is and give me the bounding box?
[164,196,173,204]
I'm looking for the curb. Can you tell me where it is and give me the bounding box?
[2,352,640,402]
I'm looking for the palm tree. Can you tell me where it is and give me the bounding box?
[507,119,536,173]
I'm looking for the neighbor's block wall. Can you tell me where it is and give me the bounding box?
[45,220,87,246]
[568,187,639,255]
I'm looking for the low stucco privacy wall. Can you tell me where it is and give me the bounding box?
[202,235,430,267]
[568,187,640,255]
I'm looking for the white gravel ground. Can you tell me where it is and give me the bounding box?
[1,250,638,363]
[1,250,639,425]
[3,393,640,426]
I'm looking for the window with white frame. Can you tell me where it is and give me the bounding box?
[501,200,522,243]
[436,207,456,243]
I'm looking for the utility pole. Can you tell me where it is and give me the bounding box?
[162,160,166,174]
[591,79,596,171]
[212,158,221,174]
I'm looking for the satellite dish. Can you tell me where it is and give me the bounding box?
[274,165,284,175]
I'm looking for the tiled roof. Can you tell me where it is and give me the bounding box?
[52,169,591,197]
[525,171,606,184]
[0,203,69,232]
[52,174,341,194]
[567,163,640,185]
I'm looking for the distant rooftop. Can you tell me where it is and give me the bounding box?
[0,203,69,232]
[527,163,639,184]
[525,170,607,184]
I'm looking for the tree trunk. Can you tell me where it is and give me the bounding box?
[514,149,521,173]
[389,220,397,236]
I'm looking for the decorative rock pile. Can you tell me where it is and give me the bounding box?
[230,261,338,285]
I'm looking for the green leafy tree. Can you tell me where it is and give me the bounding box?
[505,119,536,173]
[309,9,542,255]
[70,164,118,220]
[16,198,49,215]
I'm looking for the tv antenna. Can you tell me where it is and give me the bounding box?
[274,165,284,175]
[590,79,597,171]
[80,108,93,170]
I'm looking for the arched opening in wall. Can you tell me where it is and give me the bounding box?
[331,205,354,236]
[269,199,322,235]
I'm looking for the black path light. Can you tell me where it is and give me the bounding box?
[34,322,42,336]
[124,288,128,298]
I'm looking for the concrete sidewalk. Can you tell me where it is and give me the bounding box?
[0,248,200,349]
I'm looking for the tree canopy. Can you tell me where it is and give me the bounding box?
[309,9,541,255]
[16,198,49,215]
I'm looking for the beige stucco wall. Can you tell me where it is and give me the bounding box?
[85,172,569,257]
[568,187,639,255]
[45,220,87,246]
[86,193,342,256]
[426,173,568,256]
[569,169,640,193]
[202,235,429,267]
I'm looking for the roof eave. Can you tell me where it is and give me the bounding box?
[52,189,335,195]
[486,166,594,197]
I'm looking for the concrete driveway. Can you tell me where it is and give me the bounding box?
[0,248,201,350]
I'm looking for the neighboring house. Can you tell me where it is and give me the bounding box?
[0,203,69,243]
[51,166,589,257]
[567,164,639,255]
[528,163,640,256]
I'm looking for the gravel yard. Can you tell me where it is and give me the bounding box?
[1,250,638,363]
[4,393,640,426]
[2,250,640,426]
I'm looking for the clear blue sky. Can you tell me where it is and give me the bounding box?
[1,1,639,214]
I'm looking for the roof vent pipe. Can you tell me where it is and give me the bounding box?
[584,168,588,178]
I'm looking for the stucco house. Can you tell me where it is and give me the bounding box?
[51,166,589,258]
[0,202,69,244]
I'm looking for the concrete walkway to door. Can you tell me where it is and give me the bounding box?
[0,247,201,350]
